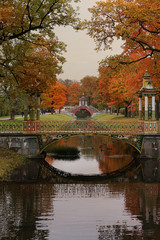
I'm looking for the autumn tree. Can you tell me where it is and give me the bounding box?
[58,79,74,105]
[0,0,80,46]
[99,59,141,116]
[86,0,160,64]
[80,76,98,106]
[0,37,66,119]
[14,38,65,94]
[0,0,80,81]
[68,82,82,106]
[86,0,160,116]
[97,63,114,111]
[98,53,160,117]
[58,79,73,88]
[41,81,67,113]
[0,0,80,117]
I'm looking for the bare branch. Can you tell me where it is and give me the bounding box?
[36,0,45,13]
[139,20,160,34]
[26,0,33,29]
[39,0,59,27]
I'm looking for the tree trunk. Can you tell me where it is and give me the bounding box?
[51,108,54,114]
[125,107,128,117]
[10,109,15,120]
[116,106,119,115]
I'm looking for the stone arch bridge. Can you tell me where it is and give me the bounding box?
[0,120,159,158]
[71,105,99,116]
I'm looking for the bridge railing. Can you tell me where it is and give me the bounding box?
[25,120,145,134]
[0,120,159,134]
[0,121,23,133]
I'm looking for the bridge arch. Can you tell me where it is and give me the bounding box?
[38,133,142,154]
[72,106,95,116]
[40,133,141,180]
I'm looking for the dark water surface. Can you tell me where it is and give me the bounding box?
[1,136,160,239]
[1,183,160,240]
[45,136,136,175]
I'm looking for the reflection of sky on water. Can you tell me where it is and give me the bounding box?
[53,154,101,175]
[1,183,160,240]
[48,187,142,240]
[46,136,135,175]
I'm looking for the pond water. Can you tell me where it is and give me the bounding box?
[1,183,160,240]
[45,136,136,175]
[1,136,160,239]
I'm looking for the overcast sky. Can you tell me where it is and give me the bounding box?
[55,0,123,81]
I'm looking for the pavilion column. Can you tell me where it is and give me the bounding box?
[144,94,149,121]
[152,94,156,121]
[139,95,142,120]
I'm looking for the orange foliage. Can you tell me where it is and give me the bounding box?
[41,82,67,110]
[68,82,82,106]
[87,0,160,63]
[15,39,62,94]
[81,76,98,105]
[98,53,160,111]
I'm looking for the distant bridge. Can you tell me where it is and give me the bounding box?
[71,105,99,116]
[0,120,159,156]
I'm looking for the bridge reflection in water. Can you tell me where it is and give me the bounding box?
[45,135,136,175]
[44,134,160,183]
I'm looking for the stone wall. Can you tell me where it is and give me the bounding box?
[141,135,160,158]
[0,134,40,158]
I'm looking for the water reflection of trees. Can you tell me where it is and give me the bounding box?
[98,183,160,240]
[0,184,55,240]
[98,224,143,240]
[1,183,160,239]
[125,183,160,239]
[47,136,135,174]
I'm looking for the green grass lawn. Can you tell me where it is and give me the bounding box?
[0,112,145,122]
[39,113,74,121]
[92,113,138,121]
[0,113,74,121]
[0,147,27,181]
[0,115,21,120]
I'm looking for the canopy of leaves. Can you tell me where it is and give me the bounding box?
[86,0,160,63]
[98,53,160,112]
[81,76,98,105]
[0,37,66,94]
[0,0,80,99]
[0,0,80,45]
[68,82,82,106]
[41,81,67,110]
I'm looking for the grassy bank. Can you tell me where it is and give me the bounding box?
[39,113,74,121]
[0,113,138,122]
[0,147,27,181]
[10,113,74,121]
[92,113,138,121]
